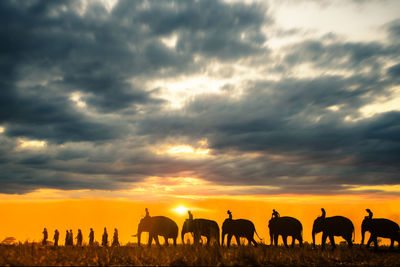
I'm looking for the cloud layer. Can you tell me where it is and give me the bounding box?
[1,0,399,196]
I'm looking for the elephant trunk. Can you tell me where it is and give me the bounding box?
[312,227,316,248]
[181,229,187,245]
[361,226,366,245]
[137,226,142,246]
[269,229,273,245]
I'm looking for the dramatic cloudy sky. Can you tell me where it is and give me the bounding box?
[1,0,400,198]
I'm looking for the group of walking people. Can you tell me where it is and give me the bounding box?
[42,227,120,247]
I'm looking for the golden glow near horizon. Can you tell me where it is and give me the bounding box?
[172,205,189,215]
[0,126,4,133]
[1,197,400,245]
[16,138,47,149]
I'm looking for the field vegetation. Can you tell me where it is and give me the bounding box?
[0,243,399,266]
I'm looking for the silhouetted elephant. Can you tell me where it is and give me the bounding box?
[181,219,220,246]
[269,216,303,247]
[361,209,400,250]
[134,216,178,246]
[312,208,354,249]
[222,218,261,247]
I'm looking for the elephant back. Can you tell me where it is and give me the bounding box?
[369,218,400,236]
[270,216,302,234]
[194,219,219,231]
[151,216,179,238]
[326,216,354,235]
[223,219,255,235]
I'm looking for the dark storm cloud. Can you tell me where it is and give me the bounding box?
[1,0,400,195]
[136,60,400,193]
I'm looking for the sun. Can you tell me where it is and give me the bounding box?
[172,205,188,215]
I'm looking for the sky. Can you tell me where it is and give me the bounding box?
[1,0,400,244]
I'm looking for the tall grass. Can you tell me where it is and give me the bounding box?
[0,243,399,266]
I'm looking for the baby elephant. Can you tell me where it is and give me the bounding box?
[269,216,303,247]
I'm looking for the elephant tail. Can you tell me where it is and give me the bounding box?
[352,229,355,242]
[254,229,263,241]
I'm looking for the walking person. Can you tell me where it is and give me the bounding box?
[89,228,94,246]
[53,229,59,247]
[102,227,108,247]
[69,229,74,246]
[112,228,120,247]
[76,229,83,246]
[65,230,69,246]
[42,228,48,245]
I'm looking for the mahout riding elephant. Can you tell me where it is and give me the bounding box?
[134,215,178,246]
[222,217,261,247]
[361,209,400,250]
[181,218,220,246]
[269,216,303,247]
[312,208,354,249]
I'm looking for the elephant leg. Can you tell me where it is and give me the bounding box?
[227,234,232,248]
[250,237,258,247]
[234,235,240,246]
[274,234,279,246]
[283,235,288,248]
[373,236,378,251]
[291,236,295,248]
[298,235,303,247]
[206,235,211,246]
[154,235,160,246]
[344,234,353,248]
[366,235,373,248]
[329,235,336,249]
[390,239,394,250]
[321,233,328,249]
[164,236,169,246]
[147,234,153,247]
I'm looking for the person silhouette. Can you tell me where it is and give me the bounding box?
[227,210,232,220]
[89,228,94,246]
[272,209,280,219]
[145,208,150,217]
[53,229,59,247]
[69,230,74,246]
[112,228,120,247]
[188,210,193,221]
[102,227,108,247]
[65,230,69,246]
[76,229,83,246]
[42,228,48,245]
[366,208,373,219]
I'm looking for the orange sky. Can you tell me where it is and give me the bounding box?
[1,194,400,246]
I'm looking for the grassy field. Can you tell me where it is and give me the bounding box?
[0,243,399,266]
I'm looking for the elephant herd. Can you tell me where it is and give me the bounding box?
[133,208,400,250]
